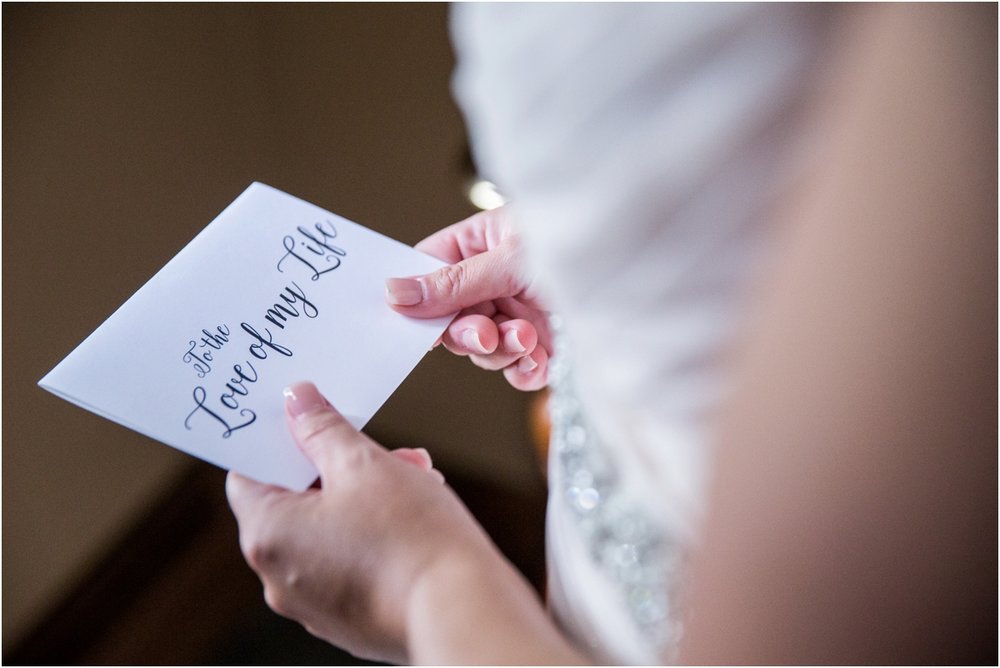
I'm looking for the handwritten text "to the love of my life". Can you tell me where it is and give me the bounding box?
[183,220,345,438]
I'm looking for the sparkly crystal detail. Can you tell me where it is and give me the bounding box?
[548,316,685,658]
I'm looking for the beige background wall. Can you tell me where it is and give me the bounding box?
[2,4,540,650]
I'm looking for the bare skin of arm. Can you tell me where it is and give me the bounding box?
[680,5,996,664]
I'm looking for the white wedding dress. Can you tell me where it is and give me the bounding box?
[451,5,832,662]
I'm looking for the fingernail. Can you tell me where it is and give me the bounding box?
[283,381,329,419]
[385,278,423,306]
[503,329,526,353]
[429,469,446,484]
[461,328,489,354]
[518,356,538,374]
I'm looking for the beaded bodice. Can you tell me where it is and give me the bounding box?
[546,317,687,661]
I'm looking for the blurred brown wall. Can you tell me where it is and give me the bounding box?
[2,3,540,650]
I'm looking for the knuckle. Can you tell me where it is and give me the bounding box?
[432,263,466,300]
[337,442,370,470]
[298,410,348,449]
[284,569,303,591]
[244,539,277,572]
[496,257,522,296]
[298,411,370,471]
[263,585,291,616]
[504,271,522,297]
[483,206,512,240]
[241,526,281,572]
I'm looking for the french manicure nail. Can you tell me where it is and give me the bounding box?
[518,356,538,374]
[385,277,424,306]
[461,328,489,354]
[283,381,329,419]
[503,329,527,353]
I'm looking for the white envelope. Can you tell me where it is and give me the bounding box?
[39,182,452,490]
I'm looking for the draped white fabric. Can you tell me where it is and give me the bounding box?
[451,5,831,662]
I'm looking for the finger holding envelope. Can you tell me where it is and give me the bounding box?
[503,344,549,392]
[441,313,499,357]
[441,309,536,350]
[440,310,535,359]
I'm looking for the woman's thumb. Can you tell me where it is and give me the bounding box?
[283,381,368,476]
[385,243,520,318]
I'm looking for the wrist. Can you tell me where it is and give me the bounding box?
[402,544,508,660]
[402,542,588,664]
[365,534,502,659]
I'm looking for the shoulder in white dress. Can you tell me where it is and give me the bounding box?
[451,4,832,662]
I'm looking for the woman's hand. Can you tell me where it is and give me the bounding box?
[226,381,501,663]
[385,206,551,391]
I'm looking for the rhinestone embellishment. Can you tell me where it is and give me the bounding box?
[547,316,685,658]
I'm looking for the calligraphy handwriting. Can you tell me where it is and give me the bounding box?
[184,385,256,438]
[264,281,319,330]
[277,220,347,281]
[241,322,293,359]
[220,361,259,410]
[182,325,231,377]
[181,218,347,437]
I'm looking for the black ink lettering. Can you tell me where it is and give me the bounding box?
[314,220,347,255]
[263,282,319,328]
[233,361,258,383]
[277,235,340,281]
[183,341,212,377]
[276,222,346,281]
[297,223,347,262]
[182,325,230,378]
[241,322,293,359]
[184,386,256,437]
[179,218,347,431]
[264,301,298,330]
[200,326,230,349]
[220,361,259,409]
[285,281,318,318]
